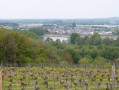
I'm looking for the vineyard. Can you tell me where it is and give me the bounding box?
[1,64,119,90]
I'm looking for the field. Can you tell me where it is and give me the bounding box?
[1,65,119,90]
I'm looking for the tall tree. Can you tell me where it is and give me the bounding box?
[70,33,80,44]
[5,32,16,63]
[88,32,101,45]
[102,37,111,45]
[116,36,119,46]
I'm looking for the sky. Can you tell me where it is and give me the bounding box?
[0,0,119,19]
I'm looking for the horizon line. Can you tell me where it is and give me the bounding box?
[0,17,119,20]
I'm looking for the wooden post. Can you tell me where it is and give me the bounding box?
[53,71,55,89]
[98,83,101,90]
[82,71,84,90]
[0,71,2,90]
[112,61,116,90]
[110,84,112,90]
[112,62,116,78]
[28,64,31,85]
[34,80,37,90]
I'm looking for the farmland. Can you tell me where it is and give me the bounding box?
[1,64,119,90]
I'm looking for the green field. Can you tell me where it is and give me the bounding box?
[2,66,119,90]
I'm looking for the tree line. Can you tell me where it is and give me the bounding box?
[46,33,119,66]
[0,27,60,65]
[1,26,119,66]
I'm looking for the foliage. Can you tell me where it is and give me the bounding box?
[79,57,91,65]
[13,27,48,36]
[29,27,48,36]
[1,27,119,65]
[50,33,119,65]
[2,66,119,90]
[63,48,79,64]
[0,27,59,64]
[70,33,80,44]
[92,57,108,65]
[26,32,39,39]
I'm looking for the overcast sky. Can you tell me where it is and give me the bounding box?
[0,0,119,19]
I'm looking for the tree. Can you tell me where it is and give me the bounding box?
[79,57,91,65]
[70,33,80,44]
[51,39,65,49]
[63,48,79,64]
[83,36,89,45]
[75,36,84,45]
[0,27,6,62]
[115,36,119,46]
[102,37,111,45]
[98,45,119,61]
[45,37,53,42]
[87,32,101,45]
[0,27,60,64]
[93,57,108,66]
[79,45,90,58]
[29,27,48,36]
[27,32,39,39]
[5,32,16,63]
[90,47,98,59]
[63,52,73,66]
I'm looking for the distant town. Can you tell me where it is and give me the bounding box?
[0,18,119,41]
